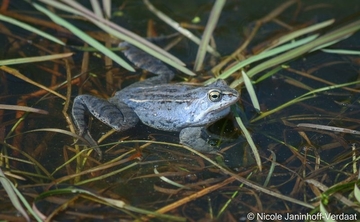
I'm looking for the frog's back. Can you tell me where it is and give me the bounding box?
[115,80,238,132]
[116,84,195,131]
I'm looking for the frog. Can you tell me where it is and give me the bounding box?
[72,41,239,158]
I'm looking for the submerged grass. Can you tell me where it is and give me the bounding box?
[0,0,360,221]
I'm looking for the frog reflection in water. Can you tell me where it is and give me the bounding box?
[72,41,239,158]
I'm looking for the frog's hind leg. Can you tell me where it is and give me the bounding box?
[119,41,175,85]
[72,95,139,156]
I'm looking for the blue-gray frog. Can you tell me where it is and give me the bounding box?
[72,41,239,158]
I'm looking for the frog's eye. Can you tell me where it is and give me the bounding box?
[208,89,222,102]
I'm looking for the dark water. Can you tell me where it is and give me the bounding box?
[1,0,360,221]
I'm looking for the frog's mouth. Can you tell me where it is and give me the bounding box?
[192,107,231,126]
[192,92,238,124]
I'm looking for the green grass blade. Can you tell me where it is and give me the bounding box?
[0,169,36,222]
[322,48,360,55]
[242,70,260,112]
[0,171,29,222]
[253,65,283,83]
[267,19,334,50]
[245,19,360,81]
[355,183,360,203]
[251,80,360,122]
[263,150,276,187]
[102,0,111,18]
[90,0,103,18]
[143,0,219,58]
[193,0,225,71]
[0,14,65,45]
[232,106,262,171]
[39,0,196,76]
[0,53,73,66]
[320,201,336,222]
[31,2,135,72]
[309,35,351,52]
[205,34,318,86]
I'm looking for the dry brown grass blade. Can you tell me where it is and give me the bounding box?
[154,176,236,215]
[0,66,66,100]
[287,67,360,93]
[50,154,135,183]
[0,104,48,114]
[0,10,69,33]
[61,58,84,182]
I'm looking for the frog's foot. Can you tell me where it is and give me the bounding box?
[179,127,220,153]
[72,95,139,156]
[82,130,103,159]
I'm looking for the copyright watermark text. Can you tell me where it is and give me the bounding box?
[246,212,357,221]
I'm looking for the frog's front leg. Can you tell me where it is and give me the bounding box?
[72,95,139,157]
[179,127,219,153]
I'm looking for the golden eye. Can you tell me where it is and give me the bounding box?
[208,89,222,102]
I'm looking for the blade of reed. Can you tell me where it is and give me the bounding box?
[35,187,185,221]
[306,179,360,212]
[143,0,219,57]
[309,35,352,52]
[193,0,225,71]
[24,128,92,146]
[265,19,334,50]
[0,141,53,180]
[230,19,360,88]
[0,14,64,45]
[0,52,72,66]
[355,183,360,203]
[210,0,297,76]
[253,65,283,84]
[39,0,196,76]
[0,169,31,222]
[102,0,111,18]
[263,150,276,187]
[31,2,135,72]
[0,104,48,114]
[204,34,318,85]
[297,123,360,135]
[242,70,260,112]
[244,19,360,79]
[320,202,336,222]
[0,66,66,100]
[232,106,262,171]
[90,0,103,18]
[251,79,360,122]
[322,48,360,55]
[154,167,190,189]
[208,19,360,88]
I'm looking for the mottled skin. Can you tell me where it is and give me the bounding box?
[72,41,239,158]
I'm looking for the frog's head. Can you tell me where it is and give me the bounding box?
[190,79,239,126]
